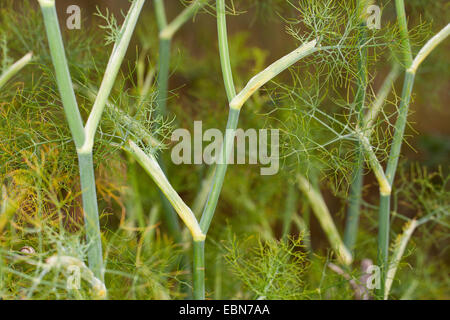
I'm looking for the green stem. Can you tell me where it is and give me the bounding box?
[214,254,222,300]
[193,240,205,300]
[378,22,449,299]
[344,158,363,250]
[281,183,298,240]
[377,70,415,297]
[363,64,401,134]
[199,108,240,234]
[377,0,414,298]
[191,2,237,299]
[127,156,146,229]
[217,0,236,101]
[125,140,205,241]
[143,205,160,249]
[153,1,192,241]
[194,1,319,299]
[192,166,216,217]
[159,0,208,40]
[156,38,171,115]
[297,174,352,265]
[229,40,318,110]
[394,0,413,67]
[194,108,239,301]
[78,152,103,280]
[39,0,147,282]
[0,52,33,91]
[384,71,415,186]
[384,219,418,299]
[38,0,85,149]
[83,0,146,152]
[343,19,368,251]
[39,0,103,280]
[153,0,168,30]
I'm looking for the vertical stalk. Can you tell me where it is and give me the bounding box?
[39,0,147,281]
[394,0,413,67]
[193,0,318,298]
[343,9,368,251]
[192,166,216,216]
[216,0,236,101]
[378,0,413,297]
[153,0,183,240]
[377,70,415,297]
[193,240,205,300]
[156,39,171,115]
[196,109,239,298]
[344,162,363,250]
[38,0,103,279]
[377,22,449,297]
[78,151,103,280]
[127,156,146,229]
[281,183,298,240]
[38,0,85,149]
[199,108,240,233]
[194,90,240,299]
[153,0,168,30]
[384,71,415,185]
[192,0,237,298]
[214,254,223,299]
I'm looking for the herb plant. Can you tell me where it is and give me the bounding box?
[0,0,448,300]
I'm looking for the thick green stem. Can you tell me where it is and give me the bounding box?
[78,152,103,281]
[199,108,240,234]
[377,71,415,297]
[394,0,413,67]
[194,1,319,298]
[193,240,205,300]
[190,2,238,299]
[229,40,318,110]
[38,0,85,149]
[39,0,103,280]
[377,0,414,298]
[378,22,449,299]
